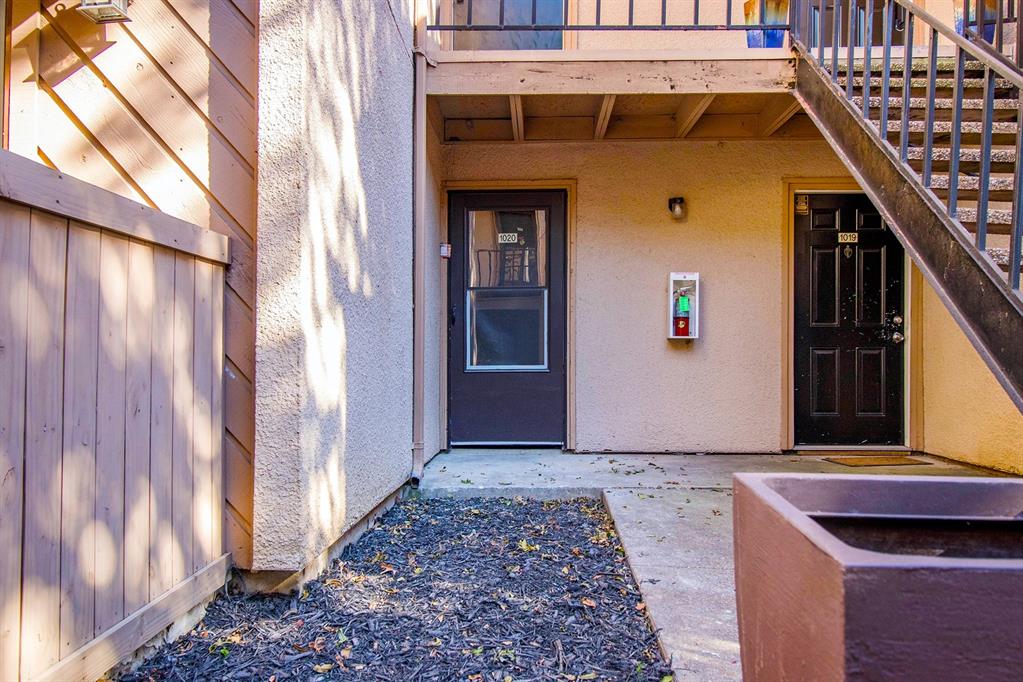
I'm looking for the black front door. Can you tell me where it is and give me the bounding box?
[448,191,567,445]
[794,193,905,445]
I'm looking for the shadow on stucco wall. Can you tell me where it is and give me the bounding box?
[253,0,415,573]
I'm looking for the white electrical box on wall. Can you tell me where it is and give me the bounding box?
[668,272,699,339]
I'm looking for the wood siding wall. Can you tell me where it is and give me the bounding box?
[8,0,258,567]
[0,149,229,681]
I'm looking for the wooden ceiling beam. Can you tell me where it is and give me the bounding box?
[674,94,716,138]
[509,95,525,141]
[426,57,795,95]
[594,94,616,140]
[757,96,802,137]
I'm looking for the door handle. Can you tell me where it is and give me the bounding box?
[891,331,905,344]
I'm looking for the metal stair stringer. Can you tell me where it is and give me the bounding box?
[793,54,1023,413]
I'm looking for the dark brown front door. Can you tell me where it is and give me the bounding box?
[794,193,905,445]
[447,191,567,445]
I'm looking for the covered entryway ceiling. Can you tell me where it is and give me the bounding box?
[429,92,820,143]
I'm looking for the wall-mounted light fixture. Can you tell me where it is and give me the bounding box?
[668,196,686,221]
[77,0,131,24]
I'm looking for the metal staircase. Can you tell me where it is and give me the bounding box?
[790,0,1023,411]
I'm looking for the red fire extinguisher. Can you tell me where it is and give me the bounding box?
[674,289,691,336]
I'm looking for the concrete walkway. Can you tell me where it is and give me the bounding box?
[418,450,993,681]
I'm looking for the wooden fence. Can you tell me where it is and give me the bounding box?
[0,150,231,681]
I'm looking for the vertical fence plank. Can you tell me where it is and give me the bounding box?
[192,260,214,571]
[59,222,102,657]
[211,269,225,558]
[172,254,195,583]
[0,203,31,682]
[149,247,176,600]
[124,240,155,615]
[19,211,68,679]
[95,231,130,635]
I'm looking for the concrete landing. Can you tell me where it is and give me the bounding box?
[419,450,985,498]
[605,488,739,680]
[418,450,996,680]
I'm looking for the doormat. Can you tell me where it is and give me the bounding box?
[824,455,931,467]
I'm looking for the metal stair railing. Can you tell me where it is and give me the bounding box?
[789,0,1023,411]
[791,0,1023,290]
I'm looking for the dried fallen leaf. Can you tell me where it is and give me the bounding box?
[636,602,647,611]
[581,597,597,608]
[311,662,334,673]
[380,563,396,574]
[517,539,540,552]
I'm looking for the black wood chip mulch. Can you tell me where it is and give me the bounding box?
[120,496,674,681]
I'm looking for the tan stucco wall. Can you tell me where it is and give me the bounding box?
[921,284,1023,475]
[443,139,847,452]
[254,0,415,571]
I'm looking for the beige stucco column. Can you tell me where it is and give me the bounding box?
[253,0,415,572]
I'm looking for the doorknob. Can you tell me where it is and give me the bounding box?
[892,315,903,325]
[891,331,905,344]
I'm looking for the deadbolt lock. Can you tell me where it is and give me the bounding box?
[891,331,905,344]
[892,315,903,325]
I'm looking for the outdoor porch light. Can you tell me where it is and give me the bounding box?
[668,196,686,220]
[77,0,131,24]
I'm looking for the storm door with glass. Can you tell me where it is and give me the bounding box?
[447,191,567,445]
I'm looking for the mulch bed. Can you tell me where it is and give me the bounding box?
[121,496,673,681]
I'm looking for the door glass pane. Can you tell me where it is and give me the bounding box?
[468,209,547,287]
[467,290,547,369]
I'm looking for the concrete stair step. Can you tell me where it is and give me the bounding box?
[839,75,1017,96]
[905,144,1016,163]
[989,247,1018,269]
[958,207,1015,232]
[929,174,1017,201]
[835,57,987,75]
[877,119,1019,145]
[853,96,1019,122]
[881,120,1018,134]
[856,96,1019,111]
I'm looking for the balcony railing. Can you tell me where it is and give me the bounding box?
[425,0,793,50]
[961,0,1022,69]
[428,0,791,31]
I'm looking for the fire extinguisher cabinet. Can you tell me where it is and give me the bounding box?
[668,272,699,339]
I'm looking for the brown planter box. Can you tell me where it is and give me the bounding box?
[733,473,1023,681]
